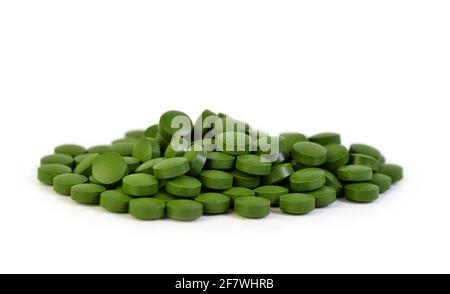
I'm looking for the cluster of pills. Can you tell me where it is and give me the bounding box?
[38,110,403,221]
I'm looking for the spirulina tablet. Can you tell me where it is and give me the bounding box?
[198,170,233,190]
[183,146,207,177]
[144,124,159,139]
[337,165,373,182]
[292,142,327,166]
[234,196,271,219]
[195,193,230,214]
[74,153,98,176]
[153,191,178,202]
[279,193,315,215]
[262,163,294,185]
[230,170,260,189]
[164,139,189,158]
[254,185,289,206]
[223,187,255,204]
[308,186,337,208]
[53,173,88,196]
[87,145,112,154]
[54,144,86,157]
[379,164,403,183]
[92,152,128,185]
[153,157,190,179]
[129,198,165,220]
[236,154,272,176]
[167,199,203,221]
[279,133,307,153]
[70,183,106,204]
[100,190,134,213]
[290,168,326,192]
[41,154,74,168]
[309,132,341,146]
[159,110,193,141]
[165,175,202,198]
[132,137,160,162]
[38,164,72,185]
[112,138,138,144]
[216,131,252,155]
[135,158,164,174]
[74,153,93,165]
[323,170,344,197]
[125,130,145,139]
[111,142,135,156]
[368,173,392,193]
[349,144,384,163]
[350,153,379,171]
[155,132,170,151]
[122,174,159,197]
[322,144,349,170]
[344,183,379,202]
[122,156,140,173]
[205,152,235,170]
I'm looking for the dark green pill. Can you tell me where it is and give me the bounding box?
[216,131,252,155]
[122,174,159,197]
[111,142,135,156]
[92,152,128,185]
[53,173,88,196]
[290,168,326,192]
[292,142,327,166]
[164,138,189,158]
[40,154,74,168]
[379,164,403,183]
[234,196,271,219]
[344,183,379,202]
[198,170,233,190]
[337,165,373,182]
[322,144,349,171]
[129,198,165,220]
[205,152,235,170]
[223,187,255,204]
[254,185,289,206]
[70,183,106,204]
[349,144,384,163]
[87,145,112,154]
[159,110,193,141]
[309,132,341,146]
[74,153,94,165]
[54,144,86,157]
[167,199,203,221]
[279,193,315,215]
[153,157,190,179]
[74,153,98,176]
[323,170,344,197]
[262,163,294,185]
[279,133,307,153]
[195,193,230,214]
[165,175,202,198]
[132,137,160,162]
[135,158,165,175]
[123,156,140,173]
[350,153,379,171]
[144,124,159,138]
[236,154,272,176]
[38,163,72,185]
[100,190,134,213]
[183,145,207,177]
[153,191,178,202]
[308,186,337,208]
[230,170,260,189]
[368,173,392,193]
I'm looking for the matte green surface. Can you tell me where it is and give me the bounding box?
[279,133,307,153]
[74,153,98,176]
[132,137,160,162]
[195,192,230,214]
[323,170,344,197]
[87,145,112,154]
[350,153,379,171]
[41,154,74,168]
[92,152,128,185]
[125,130,145,139]
[74,153,94,165]
[123,156,140,173]
[308,186,337,208]
[53,173,88,195]
[309,132,341,146]
[290,168,326,192]
[135,158,165,174]
[165,175,202,198]
[205,152,235,170]
[111,142,135,156]
[38,163,72,185]
[279,193,315,215]
[198,170,233,190]
[122,174,159,197]
[230,170,260,189]
[254,185,289,206]
[183,146,207,176]
[344,183,379,202]
[153,157,190,179]
[236,154,272,176]
[262,163,294,185]
[322,144,349,170]
[144,124,159,139]
[54,144,86,157]
[159,110,193,141]
[70,183,106,204]
[292,142,327,166]
[153,191,178,202]
[216,131,252,155]
[167,199,203,221]
[337,165,373,182]
[349,144,384,163]
[129,198,165,220]
[368,173,392,193]
[164,138,189,158]
[379,164,403,183]
[100,190,134,213]
[223,187,255,204]
[234,196,270,218]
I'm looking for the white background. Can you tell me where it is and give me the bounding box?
[1,0,449,274]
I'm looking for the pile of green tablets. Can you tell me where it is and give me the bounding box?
[38,110,403,221]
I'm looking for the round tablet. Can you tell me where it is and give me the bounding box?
[129,198,166,220]
[279,133,308,153]
[100,190,134,213]
[74,153,98,176]
[54,144,86,157]
[153,157,190,179]
[262,163,294,185]
[183,146,207,177]
[323,170,344,197]
[279,193,315,215]
[223,187,255,204]
[70,183,106,204]
[132,137,160,162]
[111,142,135,156]
[159,110,193,141]
[350,153,379,171]
[290,168,326,192]
[165,175,202,198]
[368,173,392,193]
[254,185,289,206]
[112,138,138,144]
[144,124,159,138]
[349,144,384,163]
[379,164,403,183]
[234,196,271,219]
[87,145,112,154]
[74,153,94,165]
[344,183,379,202]
[308,186,337,208]
[322,144,349,170]
[292,142,327,166]
[236,154,272,176]
[205,152,235,170]
[122,174,159,197]
[198,170,233,190]
[40,154,74,168]
[38,163,72,185]
[153,191,178,202]
[92,152,128,185]
[309,132,341,146]
[167,199,203,221]
[337,165,373,182]
[135,158,165,174]
[53,173,88,195]
[123,156,140,173]
[216,131,252,155]
[125,130,145,139]
[195,193,230,214]
[194,109,218,137]
[230,170,260,189]
[164,138,189,158]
